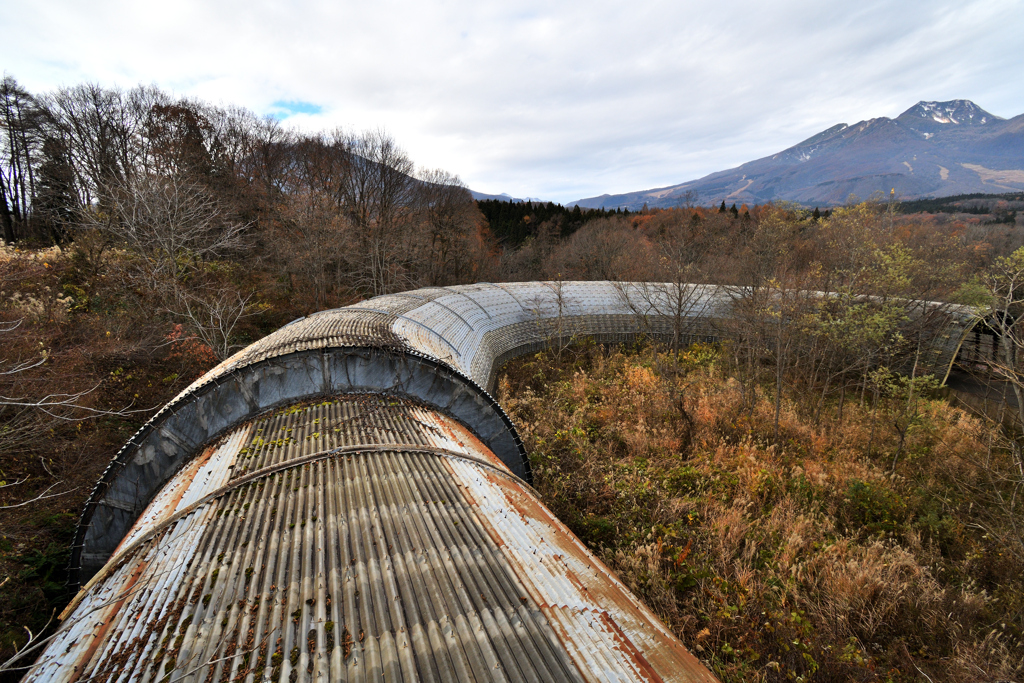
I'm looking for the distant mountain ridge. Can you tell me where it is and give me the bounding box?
[572,100,1024,210]
[469,190,546,203]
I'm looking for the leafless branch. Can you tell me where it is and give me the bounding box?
[0,611,56,673]
[171,287,262,360]
[39,456,55,478]
[0,481,78,509]
[0,318,24,333]
[0,356,45,376]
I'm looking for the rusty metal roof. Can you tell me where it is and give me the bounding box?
[32,396,718,682]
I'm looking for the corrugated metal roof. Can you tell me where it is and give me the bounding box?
[71,347,529,585]
[32,396,717,682]
[162,282,973,398]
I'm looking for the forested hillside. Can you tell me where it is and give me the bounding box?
[476,198,629,246]
[2,77,1024,682]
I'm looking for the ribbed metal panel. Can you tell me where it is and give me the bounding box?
[71,282,978,590]
[145,282,977,413]
[32,396,716,682]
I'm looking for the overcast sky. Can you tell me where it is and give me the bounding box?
[3,0,1023,203]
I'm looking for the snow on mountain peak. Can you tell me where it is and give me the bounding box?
[901,100,1000,125]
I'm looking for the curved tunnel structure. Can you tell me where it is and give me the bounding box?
[30,282,978,682]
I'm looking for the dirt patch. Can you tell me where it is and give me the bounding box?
[961,163,1024,188]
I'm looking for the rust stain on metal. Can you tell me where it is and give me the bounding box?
[68,557,149,682]
[598,610,666,683]
[38,395,718,682]
[539,605,599,683]
[112,444,213,554]
[460,464,718,683]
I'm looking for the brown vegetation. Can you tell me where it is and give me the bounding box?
[499,343,1024,682]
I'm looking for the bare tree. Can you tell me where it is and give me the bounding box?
[78,173,256,357]
[415,168,484,286]
[278,199,350,310]
[531,277,583,362]
[544,216,648,282]
[981,246,1024,443]
[0,76,42,243]
[37,84,143,206]
[272,132,352,308]
[611,210,724,354]
[90,173,249,286]
[140,99,218,181]
[175,288,263,360]
[337,129,417,295]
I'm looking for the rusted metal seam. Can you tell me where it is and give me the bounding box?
[64,443,534,620]
[343,306,463,357]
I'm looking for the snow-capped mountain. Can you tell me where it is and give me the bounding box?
[896,100,1003,141]
[903,99,996,126]
[572,100,1024,209]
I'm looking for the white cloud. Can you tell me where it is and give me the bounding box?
[3,0,1022,203]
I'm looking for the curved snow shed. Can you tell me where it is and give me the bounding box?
[32,281,976,682]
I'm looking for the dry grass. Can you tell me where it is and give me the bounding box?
[499,343,1024,683]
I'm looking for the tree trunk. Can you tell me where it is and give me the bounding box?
[0,180,15,243]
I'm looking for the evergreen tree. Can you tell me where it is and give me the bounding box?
[729,203,739,218]
[813,207,821,220]
[34,138,77,244]
[719,200,726,213]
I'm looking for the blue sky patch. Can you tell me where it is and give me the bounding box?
[270,100,323,118]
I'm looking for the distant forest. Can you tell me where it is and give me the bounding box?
[476,199,630,246]
[899,192,1023,224]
